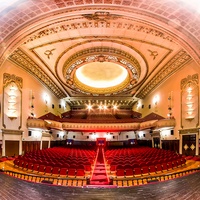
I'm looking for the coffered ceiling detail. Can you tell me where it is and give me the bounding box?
[1,0,200,108]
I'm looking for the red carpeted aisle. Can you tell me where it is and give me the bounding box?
[90,146,109,185]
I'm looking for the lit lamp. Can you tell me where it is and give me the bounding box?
[7,84,17,120]
[185,84,194,120]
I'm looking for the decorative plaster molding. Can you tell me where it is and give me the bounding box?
[8,49,66,99]
[27,118,175,132]
[1,129,23,135]
[24,20,173,44]
[26,119,46,129]
[136,50,192,99]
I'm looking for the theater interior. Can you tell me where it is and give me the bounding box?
[0,0,200,199]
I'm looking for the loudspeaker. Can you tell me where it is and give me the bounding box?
[113,136,115,139]
[59,104,61,108]
[143,134,145,137]
[87,136,89,139]
[73,135,75,138]
[57,134,59,137]
[52,104,54,109]
[28,131,32,136]
[149,104,151,109]
[171,130,174,135]
[149,130,153,134]
[126,135,129,138]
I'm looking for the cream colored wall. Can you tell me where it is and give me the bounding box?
[133,60,200,139]
[0,60,66,140]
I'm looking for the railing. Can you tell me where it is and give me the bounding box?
[1,170,88,187]
[110,167,200,187]
[1,167,200,187]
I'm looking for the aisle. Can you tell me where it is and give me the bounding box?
[90,146,109,185]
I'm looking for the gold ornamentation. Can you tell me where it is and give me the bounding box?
[24,20,173,44]
[137,50,192,99]
[148,49,158,60]
[63,47,141,95]
[3,73,23,89]
[82,12,120,22]
[44,49,55,59]
[190,144,195,151]
[181,74,198,89]
[8,49,66,99]
[184,144,189,150]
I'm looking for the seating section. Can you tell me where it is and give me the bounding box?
[14,147,96,177]
[105,147,186,177]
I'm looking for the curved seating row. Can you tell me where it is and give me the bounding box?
[105,147,186,176]
[14,147,97,176]
[14,159,85,177]
[115,158,186,177]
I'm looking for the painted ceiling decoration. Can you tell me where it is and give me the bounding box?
[0,0,200,108]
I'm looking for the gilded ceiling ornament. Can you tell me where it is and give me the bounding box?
[8,49,66,99]
[82,12,120,22]
[148,49,158,60]
[44,49,55,59]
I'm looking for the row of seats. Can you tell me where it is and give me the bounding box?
[115,158,186,177]
[14,147,97,175]
[105,147,186,176]
[14,159,85,177]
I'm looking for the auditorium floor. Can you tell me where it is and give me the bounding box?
[0,168,200,200]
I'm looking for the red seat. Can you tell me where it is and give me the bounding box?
[76,169,85,177]
[52,167,60,175]
[13,159,19,167]
[38,165,46,173]
[33,163,39,172]
[162,163,168,171]
[167,162,173,170]
[149,165,156,173]
[84,165,91,171]
[141,166,149,175]
[68,168,76,177]
[116,169,125,177]
[27,163,33,171]
[125,168,134,177]
[155,164,162,172]
[134,167,142,176]
[45,166,52,174]
[59,168,67,176]
[110,165,117,171]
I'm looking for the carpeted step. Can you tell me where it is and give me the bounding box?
[91,175,107,181]
[93,170,106,174]
[90,181,109,185]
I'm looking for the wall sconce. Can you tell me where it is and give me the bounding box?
[7,84,17,120]
[153,95,159,106]
[185,83,194,120]
[43,94,50,112]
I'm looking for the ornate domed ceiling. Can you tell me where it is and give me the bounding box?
[0,0,200,109]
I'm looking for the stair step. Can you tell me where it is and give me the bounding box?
[91,177,107,181]
[93,170,106,174]
[90,181,109,185]
[95,166,105,170]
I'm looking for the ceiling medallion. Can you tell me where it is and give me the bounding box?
[65,54,139,96]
